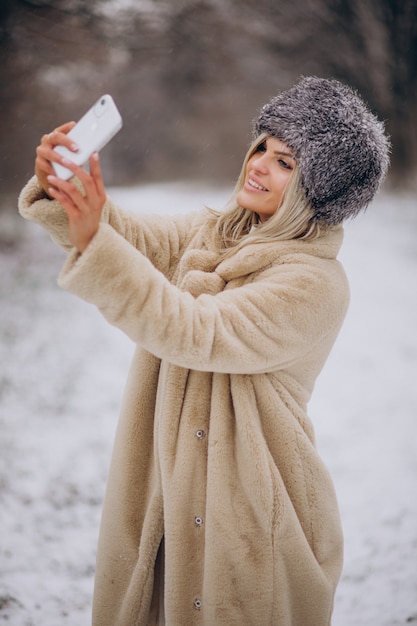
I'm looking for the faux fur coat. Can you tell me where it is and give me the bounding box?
[19,176,350,626]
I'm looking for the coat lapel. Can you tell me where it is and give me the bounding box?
[176,226,344,298]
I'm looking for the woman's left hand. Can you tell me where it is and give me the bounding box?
[46,152,107,253]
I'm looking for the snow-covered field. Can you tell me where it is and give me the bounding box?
[1,182,416,625]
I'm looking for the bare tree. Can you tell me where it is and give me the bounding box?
[221,0,417,183]
[0,0,113,195]
[373,0,417,183]
[1,0,416,210]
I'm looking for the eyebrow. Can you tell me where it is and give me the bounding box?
[273,150,295,160]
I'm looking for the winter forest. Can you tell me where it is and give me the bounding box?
[1,0,417,200]
[1,0,417,624]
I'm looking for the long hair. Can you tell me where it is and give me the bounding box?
[209,133,323,257]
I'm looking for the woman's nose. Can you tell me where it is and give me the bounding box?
[251,153,268,173]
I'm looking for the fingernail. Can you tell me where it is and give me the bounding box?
[47,175,55,182]
[71,143,78,151]
[61,157,72,166]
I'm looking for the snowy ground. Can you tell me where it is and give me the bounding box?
[1,182,416,625]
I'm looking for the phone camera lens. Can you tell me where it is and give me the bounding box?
[100,98,105,105]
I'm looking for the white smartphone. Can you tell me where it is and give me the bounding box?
[52,94,123,180]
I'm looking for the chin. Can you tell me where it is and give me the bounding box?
[237,190,258,213]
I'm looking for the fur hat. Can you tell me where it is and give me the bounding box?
[254,76,390,225]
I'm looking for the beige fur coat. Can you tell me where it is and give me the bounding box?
[19,176,350,626]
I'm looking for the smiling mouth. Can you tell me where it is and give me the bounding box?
[248,177,268,192]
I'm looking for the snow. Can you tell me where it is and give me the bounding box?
[1,182,417,625]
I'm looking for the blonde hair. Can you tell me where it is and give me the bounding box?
[209,133,323,257]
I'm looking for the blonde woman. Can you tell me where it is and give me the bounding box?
[19,77,389,626]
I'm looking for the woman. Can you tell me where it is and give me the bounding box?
[19,77,390,626]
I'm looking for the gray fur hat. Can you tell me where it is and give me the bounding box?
[254,76,390,225]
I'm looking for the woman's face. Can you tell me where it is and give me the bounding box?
[237,137,296,223]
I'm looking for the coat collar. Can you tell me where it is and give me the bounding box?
[177,224,344,297]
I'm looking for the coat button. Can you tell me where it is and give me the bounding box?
[194,598,202,610]
[194,516,204,527]
[195,429,205,439]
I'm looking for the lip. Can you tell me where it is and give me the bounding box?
[245,174,269,192]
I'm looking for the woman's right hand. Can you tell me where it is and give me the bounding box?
[35,121,78,196]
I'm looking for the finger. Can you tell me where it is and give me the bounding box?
[35,159,55,184]
[40,122,78,158]
[89,153,106,198]
[54,121,76,134]
[35,152,55,172]
[36,122,77,194]
[47,173,82,200]
[36,141,58,164]
[47,185,80,219]
[36,143,64,170]
[47,131,78,153]
[54,156,86,181]
[35,151,57,192]
[55,156,102,198]
[43,121,76,142]
[39,141,78,174]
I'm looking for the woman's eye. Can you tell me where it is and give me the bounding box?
[255,142,267,153]
[278,159,292,170]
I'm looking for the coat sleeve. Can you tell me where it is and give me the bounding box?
[57,221,349,375]
[18,175,202,275]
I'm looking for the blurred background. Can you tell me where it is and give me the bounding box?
[1,0,417,212]
[1,2,417,623]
